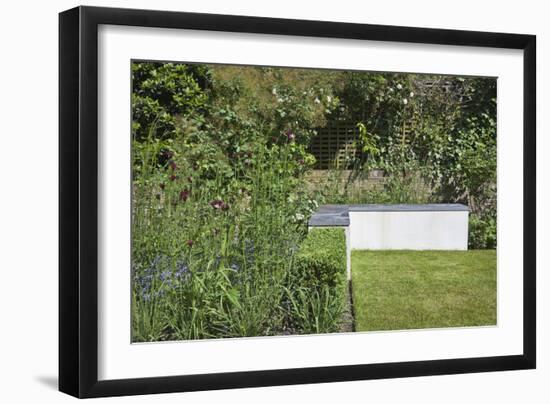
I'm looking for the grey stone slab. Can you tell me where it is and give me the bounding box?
[308,205,350,227]
[308,203,469,227]
[314,205,350,214]
[348,203,469,212]
[308,214,350,227]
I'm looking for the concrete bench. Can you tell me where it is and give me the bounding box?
[308,204,470,279]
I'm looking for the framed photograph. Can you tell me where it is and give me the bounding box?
[59,6,536,398]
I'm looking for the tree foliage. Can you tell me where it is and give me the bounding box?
[131,62,211,141]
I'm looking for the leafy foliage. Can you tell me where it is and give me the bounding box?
[132,62,211,141]
[468,214,497,249]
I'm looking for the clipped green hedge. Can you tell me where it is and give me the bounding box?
[284,227,347,334]
[293,227,347,288]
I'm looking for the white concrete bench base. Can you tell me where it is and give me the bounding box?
[349,208,468,250]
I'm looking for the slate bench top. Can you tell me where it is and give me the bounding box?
[308,204,469,227]
[348,203,469,212]
[308,205,350,227]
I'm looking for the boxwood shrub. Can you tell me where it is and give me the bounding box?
[284,227,347,334]
[293,227,347,288]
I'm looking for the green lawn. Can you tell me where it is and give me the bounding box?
[351,250,496,331]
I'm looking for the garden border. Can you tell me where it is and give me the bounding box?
[59,6,536,398]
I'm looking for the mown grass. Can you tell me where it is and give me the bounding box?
[351,250,496,331]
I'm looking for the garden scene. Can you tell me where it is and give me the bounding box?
[131,61,497,342]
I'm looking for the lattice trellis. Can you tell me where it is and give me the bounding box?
[310,116,420,170]
[309,122,360,169]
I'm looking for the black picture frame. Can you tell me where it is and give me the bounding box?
[59,5,536,398]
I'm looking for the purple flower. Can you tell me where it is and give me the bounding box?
[186,239,194,247]
[285,130,295,141]
[175,262,190,281]
[168,161,177,170]
[159,270,171,282]
[161,150,174,160]
[169,174,177,182]
[135,273,153,293]
[179,189,190,202]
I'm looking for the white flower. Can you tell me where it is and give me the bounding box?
[314,97,321,104]
[272,88,277,95]
[396,84,403,90]
[403,98,408,105]
[326,95,332,103]
[294,213,305,221]
[410,91,415,98]
[388,87,394,93]
[277,98,284,103]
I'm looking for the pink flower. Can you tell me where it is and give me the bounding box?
[210,199,229,211]
[210,199,223,209]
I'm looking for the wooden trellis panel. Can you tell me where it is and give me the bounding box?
[309,122,359,169]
